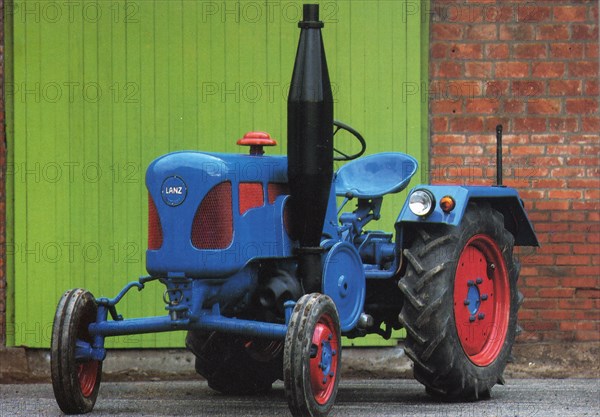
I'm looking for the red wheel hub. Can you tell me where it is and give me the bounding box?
[77,360,99,397]
[453,234,510,366]
[309,315,339,405]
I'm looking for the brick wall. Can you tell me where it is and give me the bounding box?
[429,0,599,342]
[0,0,6,347]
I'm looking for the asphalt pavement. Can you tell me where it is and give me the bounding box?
[1,378,598,417]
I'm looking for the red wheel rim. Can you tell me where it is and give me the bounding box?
[453,234,510,366]
[309,314,339,405]
[77,360,99,397]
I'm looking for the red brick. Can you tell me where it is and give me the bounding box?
[576,331,600,341]
[517,4,551,23]
[514,118,546,133]
[485,80,509,98]
[465,98,499,114]
[432,134,466,144]
[577,289,600,299]
[532,62,566,78]
[536,25,569,41]
[482,5,514,23]
[514,43,547,59]
[537,201,570,211]
[435,61,463,78]
[548,117,579,133]
[560,321,597,331]
[532,135,563,145]
[449,117,484,132]
[572,24,599,41]
[548,189,583,199]
[500,24,534,40]
[548,80,582,96]
[553,6,588,22]
[529,99,561,114]
[582,117,600,132]
[509,145,545,156]
[574,244,600,255]
[556,255,590,266]
[569,61,599,78]
[432,24,463,40]
[559,299,595,310]
[432,100,462,114]
[485,43,509,59]
[586,43,599,59]
[513,80,544,97]
[432,116,448,132]
[524,299,558,310]
[586,80,599,96]
[504,99,525,114]
[431,43,447,59]
[539,288,576,298]
[496,62,529,78]
[570,269,600,280]
[566,99,599,115]
[551,143,585,155]
[450,43,483,59]
[550,233,586,243]
[464,24,496,40]
[465,62,492,78]
[568,157,600,166]
[550,43,585,59]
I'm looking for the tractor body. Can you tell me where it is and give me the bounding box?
[51,4,538,417]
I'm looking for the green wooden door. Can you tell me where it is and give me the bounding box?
[5,0,429,347]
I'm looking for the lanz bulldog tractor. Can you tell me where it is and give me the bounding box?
[51,5,538,417]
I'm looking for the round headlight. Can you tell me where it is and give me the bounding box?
[409,190,435,217]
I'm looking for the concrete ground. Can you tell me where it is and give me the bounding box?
[1,341,598,383]
[1,379,599,417]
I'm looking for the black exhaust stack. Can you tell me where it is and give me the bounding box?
[287,4,333,293]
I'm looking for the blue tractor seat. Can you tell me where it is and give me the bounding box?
[334,152,419,199]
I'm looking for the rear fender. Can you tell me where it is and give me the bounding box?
[396,185,539,246]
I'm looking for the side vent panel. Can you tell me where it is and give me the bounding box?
[148,194,163,250]
[191,182,233,249]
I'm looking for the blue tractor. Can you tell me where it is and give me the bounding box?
[51,5,538,417]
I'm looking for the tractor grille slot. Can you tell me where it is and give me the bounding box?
[267,183,289,204]
[268,183,293,238]
[191,182,233,249]
[239,182,264,215]
[148,194,163,250]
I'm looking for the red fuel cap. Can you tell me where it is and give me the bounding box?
[237,132,277,155]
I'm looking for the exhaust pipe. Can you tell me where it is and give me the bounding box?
[287,4,333,293]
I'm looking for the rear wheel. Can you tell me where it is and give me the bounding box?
[284,293,341,417]
[51,289,102,414]
[186,331,282,395]
[398,203,521,400]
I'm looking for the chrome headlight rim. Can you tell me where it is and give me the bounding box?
[409,189,436,217]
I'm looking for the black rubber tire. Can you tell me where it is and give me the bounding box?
[284,293,341,417]
[398,203,521,400]
[186,331,282,395]
[51,289,102,414]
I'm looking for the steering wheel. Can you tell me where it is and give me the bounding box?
[333,120,367,161]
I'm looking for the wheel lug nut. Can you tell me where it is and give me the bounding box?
[469,315,476,322]
[323,377,328,384]
[329,372,334,377]
[490,263,496,270]
[332,350,337,356]
[476,277,483,285]
[467,280,475,287]
[478,313,485,320]
[481,294,488,301]
[464,299,470,306]
[328,334,333,341]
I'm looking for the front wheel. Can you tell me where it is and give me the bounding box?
[284,293,341,417]
[51,289,102,414]
[398,203,521,400]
